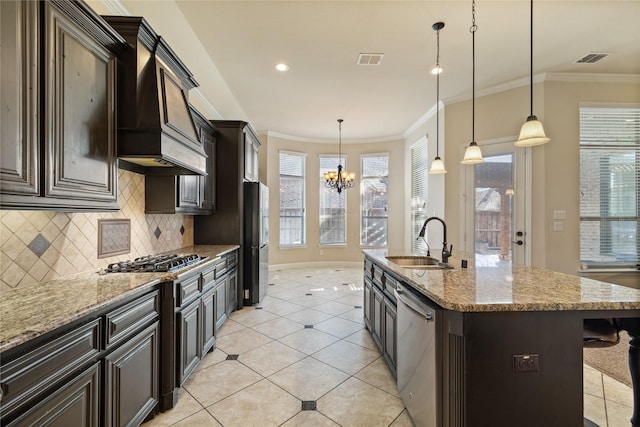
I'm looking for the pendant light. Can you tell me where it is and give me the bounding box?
[324,119,355,194]
[461,0,484,165]
[429,22,447,175]
[515,0,550,147]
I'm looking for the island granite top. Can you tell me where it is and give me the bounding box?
[363,249,640,313]
[0,245,239,353]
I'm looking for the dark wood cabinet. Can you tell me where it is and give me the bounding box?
[383,297,397,373]
[0,0,124,211]
[0,289,159,427]
[143,106,216,215]
[104,322,159,427]
[227,269,238,315]
[0,1,39,197]
[201,287,216,355]
[215,276,228,330]
[5,362,101,427]
[194,121,263,309]
[177,299,201,385]
[362,259,397,377]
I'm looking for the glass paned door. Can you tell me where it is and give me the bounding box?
[465,141,528,267]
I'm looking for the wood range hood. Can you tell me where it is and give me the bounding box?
[103,16,207,176]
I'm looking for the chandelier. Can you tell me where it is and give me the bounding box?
[324,119,355,194]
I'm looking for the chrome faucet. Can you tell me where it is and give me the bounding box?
[417,216,453,264]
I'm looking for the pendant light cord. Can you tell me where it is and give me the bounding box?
[338,119,343,166]
[470,0,477,143]
[529,0,534,117]
[436,27,441,158]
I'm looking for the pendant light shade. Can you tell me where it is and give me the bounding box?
[430,156,447,174]
[461,142,484,164]
[515,115,550,147]
[429,22,447,175]
[515,0,550,147]
[461,0,484,165]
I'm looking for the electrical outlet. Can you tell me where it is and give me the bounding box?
[553,221,564,231]
[513,354,539,373]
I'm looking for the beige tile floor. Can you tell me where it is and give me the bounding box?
[143,266,635,427]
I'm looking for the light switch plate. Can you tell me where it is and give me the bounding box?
[553,221,564,231]
[553,210,566,220]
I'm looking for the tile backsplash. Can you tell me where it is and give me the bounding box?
[0,169,194,290]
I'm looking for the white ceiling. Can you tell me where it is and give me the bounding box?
[117,1,640,141]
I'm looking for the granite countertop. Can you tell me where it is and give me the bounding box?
[364,249,640,313]
[0,245,239,353]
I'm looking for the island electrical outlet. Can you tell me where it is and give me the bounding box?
[513,354,540,373]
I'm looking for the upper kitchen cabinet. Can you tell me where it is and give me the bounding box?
[101,16,207,177]
[0,0,126,211]
[144,105,216,215]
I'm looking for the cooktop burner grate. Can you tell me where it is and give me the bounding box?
[102,253,205,273]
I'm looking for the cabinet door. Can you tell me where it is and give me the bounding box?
[363,278,372,331]
[105,323,158,427]
[383,298,397,375]
[200,134,215,212]
[178,176,200,209]
[0,1,39,196]
[6,362,100,427]
[201,288,216,355]
[372,286,384,352]
[43,2,117,204]
[244,132,259,182]
[177,300,201,385]
[226,269,238,315]
[215,278,227,330]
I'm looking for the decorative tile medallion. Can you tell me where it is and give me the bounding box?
[98,219,131,259]
[27,233,50,258]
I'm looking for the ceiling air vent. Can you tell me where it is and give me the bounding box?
[357,53,384,65]
[575,53,609,64]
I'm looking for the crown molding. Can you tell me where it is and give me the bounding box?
[265,131,403,144]
[403,101,441,139]
[100,0,129,15]
[544,72,640,84]
[190,90,224,120]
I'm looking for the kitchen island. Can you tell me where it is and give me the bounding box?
[363,249,640,427]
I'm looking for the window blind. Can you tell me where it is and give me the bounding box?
[411,141,429,254]
[279,151,306,246]
[361,154,389,246]
[319,155,346,245]
[579,107,639,268]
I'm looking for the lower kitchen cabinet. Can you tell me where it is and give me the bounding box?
[0,289,160,427]
[201,287,216,355]
[5,362,100,427]
[104,322,159,427]
[227,269,238,314]
[177,299,201,386]
[362,260,398,377]
[383,297,397,373]
[215,277,228,330]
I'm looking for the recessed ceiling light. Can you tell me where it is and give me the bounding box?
[275,63,289,72]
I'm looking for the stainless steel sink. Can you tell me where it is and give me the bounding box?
[385,256,453,269]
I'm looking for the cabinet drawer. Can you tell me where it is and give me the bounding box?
[364,259,374,279]
[202,267,216,291]
[382,273,399,300]
[105,291,159,350]
[176,274,201,308]
[0,319,101,419]
[226,251,237,269]
[372,264,384,287]
[214,257,227,278]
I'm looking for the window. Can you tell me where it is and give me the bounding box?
[279,151,306,246]
[319,155,346,245]
[361,154,389,246]
[580,107,639,268]
[411,140,429,254]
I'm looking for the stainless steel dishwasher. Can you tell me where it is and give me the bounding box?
[394,283,439,427]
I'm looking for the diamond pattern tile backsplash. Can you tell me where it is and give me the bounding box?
[0,169,194,290]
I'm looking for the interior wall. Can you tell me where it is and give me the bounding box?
[440,78,640,273]
[264,134,405,266]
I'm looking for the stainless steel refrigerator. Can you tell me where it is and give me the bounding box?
[243,182,269,305]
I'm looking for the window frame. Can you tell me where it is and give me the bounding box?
[579,106,640,270]
[360,153,389,247]
[319,154,348,246]
[410,138,429,254]
[279,150,307,247]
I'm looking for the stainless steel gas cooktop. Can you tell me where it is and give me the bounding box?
[101,253,205,273]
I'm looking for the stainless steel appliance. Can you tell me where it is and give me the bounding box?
[101,253,205,273]
[394,283,440,427]
[243,182,269,304]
